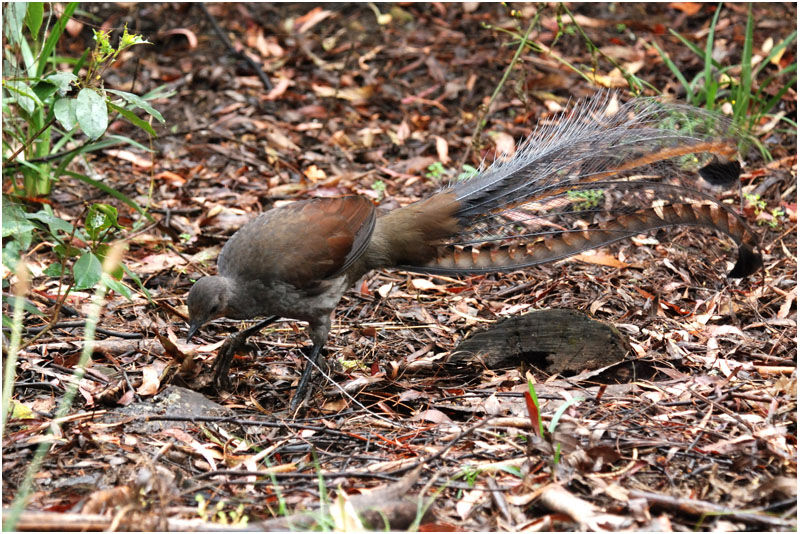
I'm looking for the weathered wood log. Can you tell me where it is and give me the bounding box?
[448,309,629,374]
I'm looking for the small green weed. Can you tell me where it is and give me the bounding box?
[371,179,386,200]
[426,161,446,179]
[653,3,796,159]
[745,192,786,229]
[567,188,604,210]
[195,495,249,527]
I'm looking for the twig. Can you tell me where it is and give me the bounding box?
[628,489,795,529]
[16,320,143,339]
[460,17,537,169]
[2,116,57,168]
[198,4,273,91]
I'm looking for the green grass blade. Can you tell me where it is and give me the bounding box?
[36,2,78,77]
[60,170,153,222]
[734,3,754,121]
[704,4,723,108]
[652,41,693,98]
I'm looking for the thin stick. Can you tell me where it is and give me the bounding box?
[460,17,538,169]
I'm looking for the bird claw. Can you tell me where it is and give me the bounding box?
[212,333,248,390]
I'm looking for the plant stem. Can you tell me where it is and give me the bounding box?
[461,17,538,168]
[3,115,57,167]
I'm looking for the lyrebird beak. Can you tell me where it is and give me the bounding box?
[186,322,200,342]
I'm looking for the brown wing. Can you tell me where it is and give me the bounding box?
[218,196,376,288]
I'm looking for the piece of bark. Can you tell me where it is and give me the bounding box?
[448,309,629,374]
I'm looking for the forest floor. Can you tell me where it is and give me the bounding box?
[2,3,797,531]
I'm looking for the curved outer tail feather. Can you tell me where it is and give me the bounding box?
[421,202,761,277]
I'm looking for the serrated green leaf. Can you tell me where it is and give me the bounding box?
[75,88,108,140]
[119,26,150,50]
[73,252,102,289]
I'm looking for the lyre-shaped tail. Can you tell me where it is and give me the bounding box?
[400,92,762,278]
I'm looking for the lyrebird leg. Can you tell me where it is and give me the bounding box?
[290,342,324,411]
[213,316,279,389]
[290,318,331,411]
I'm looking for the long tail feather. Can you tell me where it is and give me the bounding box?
[402,92,761,277]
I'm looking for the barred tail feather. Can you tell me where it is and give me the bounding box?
[413,202,760,278]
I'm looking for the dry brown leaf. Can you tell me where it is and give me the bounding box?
[266,130,300,151]
[294,7,333,33]
[135,252,186,275]
[573,252,629,269]
[104,149,153,168]
[778,287,796,319]
[489,131,515,157]
[435,135,450,164]
[303,165,327,182]
[159,28,198,49]
[412,408,452,424]
[137,360,167,396]
[411,278,441,291]
[395,120,411,145]
[312,84,374,104]
[668,2,703,15]
[154,170,186,184]
[456,487,486,520]
[161,428,222,469]
[377,282,393,298]
[264,77,291,101]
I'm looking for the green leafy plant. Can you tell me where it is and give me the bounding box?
[371,179,386,200]
[525,379,583,467]
[2,197,144,302]
[456,164,479,181]
[426,162,479,182]
[3,3,161,303]
[745,192,786,229]
[652,3,797,159]
[195,496,249,527]
[426,161,446,179]
[459,465,481,487]
[3,3,165,197]
[567,188,604,210]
